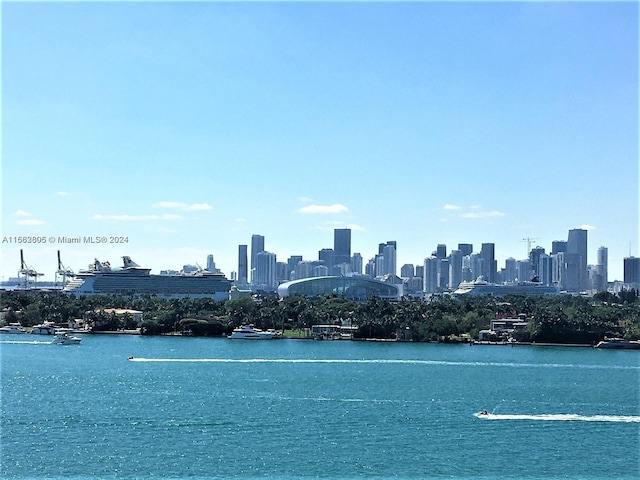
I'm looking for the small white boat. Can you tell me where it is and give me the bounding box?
[0,323,27,334]
[51,332,82,345]
[228,325,282,340]
[30,322,57,335]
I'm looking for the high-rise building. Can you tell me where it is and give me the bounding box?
[516,260,530,283]
[254,251,277,291]
[423,256,439,293]
[250,234,265,284]
[318,248,335,273]
[503,257,517,283]
[538,253,553,286]
[276,262,288,284]
[382,243,397,276]
[567,228,588,291]
[449,249,462,289]
[400,264,415,279]
[458,243,473,257]
[206,254,215,272]
[594,246,608,291]
[529,246,545,280]
[351,253,363,275]
[436,244,447,259]
[334,228,351,266]
[552,240,567,254]
[238,245,248,285]
[480,243,497,283]
[624,257,640,285]
[438,258,449,290]
[287,255,303,281]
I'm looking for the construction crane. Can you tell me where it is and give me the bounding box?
[55,250,75,286]
[521,237,539,258]
[18,249,44,289]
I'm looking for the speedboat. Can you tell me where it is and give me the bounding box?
[228,325,282,340]
[51,332,82,345]
[0,323,26,334]
[595,338,640,350]
[30,322,57,335]
[475,410,491,418]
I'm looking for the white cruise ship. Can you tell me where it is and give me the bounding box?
[63,256,231,300]
[453,277,559,296]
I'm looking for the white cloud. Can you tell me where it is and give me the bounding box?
[184,203,213,211]
[313,221,364,232]
[57,191,70,196]
[18,218,45,225]
[298,204,349,214]
[15,210,31,217]
[93,214,182,221]
[346,224,366,231]
[153,201,213,211]
[156,227,178,233]
[459,210,506,219]
[442,204,506,220]
[578,224,596,231]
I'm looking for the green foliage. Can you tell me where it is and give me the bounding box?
[2,289,640,343]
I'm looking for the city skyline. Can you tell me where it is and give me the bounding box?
[1,2,637,282]
[0,226,630,288]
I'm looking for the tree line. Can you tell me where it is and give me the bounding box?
[1,289,639,344]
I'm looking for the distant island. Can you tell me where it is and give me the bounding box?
[1,289,639,345]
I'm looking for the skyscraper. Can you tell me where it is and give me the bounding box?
[595,246,608,291]
[382,243,397,276]
[449,249,462,289]
[254,251,277,291]
[480,243,496,283]
[623,257,640,285]
[334,228,351,266]
[351,253,363,275]
[423,256,438,293]
[318,248,335,273]
[238,245,248,285]
[250,234,265,284]
[567,228,588,291]
[458,243,473,257]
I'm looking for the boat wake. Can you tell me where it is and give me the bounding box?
[474,412,640,423]
[126,357,639,370]
[0,340,52,345]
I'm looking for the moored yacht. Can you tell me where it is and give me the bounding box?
[595,338,640,349]
[31,322,58,335]
[0,323,27,334]
[228,325,282,340]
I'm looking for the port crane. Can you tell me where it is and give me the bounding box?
[55,250,75,286]
[18,249,44,289]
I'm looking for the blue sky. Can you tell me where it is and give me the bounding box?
[1,1,638,282]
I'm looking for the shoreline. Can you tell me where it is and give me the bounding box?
[79,330,602,348]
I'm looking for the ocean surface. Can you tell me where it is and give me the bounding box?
[1,335,639,480]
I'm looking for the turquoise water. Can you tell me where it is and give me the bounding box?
[1,335,639,479]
